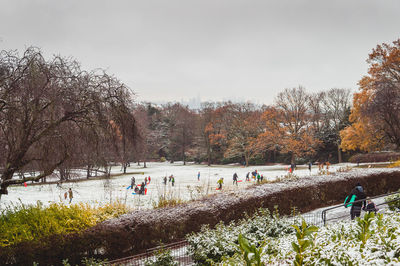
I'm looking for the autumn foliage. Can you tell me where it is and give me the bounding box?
[341,39,400,152]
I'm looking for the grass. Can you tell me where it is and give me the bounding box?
[0,200,130,247]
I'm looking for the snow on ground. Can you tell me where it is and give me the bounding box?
[0,162,358,209]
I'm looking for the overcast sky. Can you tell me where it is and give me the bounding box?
[1,0,400,105]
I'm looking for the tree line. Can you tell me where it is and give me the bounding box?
[134,86,352,167]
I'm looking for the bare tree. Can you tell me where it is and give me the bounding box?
[272,86,320,164]
[224,103,264,167]
[321,88,352,163]
[0,47,139,196]
[163,103,197,165]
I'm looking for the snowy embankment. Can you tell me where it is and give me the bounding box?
[5,167,398,265]
[0,162,350,209]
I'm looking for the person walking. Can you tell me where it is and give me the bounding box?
[197,171,200,181]
[290,163,296,173]
[171,175,175,187]
[308,162,312,173]
[233,173,238,185]
[163,176,167,185]
[130,176,135,189]
[68,188,73,203]
[246,172,250,181]
[344,183,366,220]
[217,177,224,190]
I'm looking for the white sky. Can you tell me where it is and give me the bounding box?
[1,0,400,105]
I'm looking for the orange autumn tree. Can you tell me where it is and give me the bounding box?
[203,104,232,164]
[260,87,320,164]
[341,39,400,151]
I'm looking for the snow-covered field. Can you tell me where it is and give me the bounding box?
[0,162,355,209]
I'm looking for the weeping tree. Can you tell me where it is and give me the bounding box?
[0,47,140,196]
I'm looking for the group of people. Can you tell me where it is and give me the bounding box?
[245,170,264,183]
[318,161,331,171]
[163,174,175,186]
[344,182,378,220]
[216,170,265,190]
[130,176,149,195]
[63,188,73,203]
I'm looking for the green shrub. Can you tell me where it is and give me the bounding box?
[385,191,400,211]
[291,219,318,266]
[0,201,129,247]
[186,208,296,264]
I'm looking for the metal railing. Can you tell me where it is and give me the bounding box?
[321,191,400,225]
[107,240,192,266]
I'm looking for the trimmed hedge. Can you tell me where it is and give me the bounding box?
[1,169,400,265]
[349,152,400,163]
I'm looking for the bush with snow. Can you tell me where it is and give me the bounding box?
[186,208,298,264]
[189,210,400,265]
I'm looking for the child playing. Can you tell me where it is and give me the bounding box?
[363,197,378,214]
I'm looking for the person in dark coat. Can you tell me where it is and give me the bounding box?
[344,182,366,220]
[130,176,135,189]
[233,173,238,185]
[139,182,145,195]
[363,197,378,214]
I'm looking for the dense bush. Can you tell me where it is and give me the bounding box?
[221,212,400,265]
[186,208,297,264]
[349,152,400,163]
[385,190,400,211]
[0,201,129,247]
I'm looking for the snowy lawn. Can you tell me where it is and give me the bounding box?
[0,162,359,209]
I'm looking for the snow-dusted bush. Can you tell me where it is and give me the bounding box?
[385,190,400,211]
[186,208,297,264]
[220,212,400,265]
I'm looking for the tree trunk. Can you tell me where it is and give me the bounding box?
[291,153,295,164]
[123,163,127,174]
[182,145,186,165]
[144,161,147,168]
[207,146,211,166]
[337,144,342,163]
[86,165,91,179]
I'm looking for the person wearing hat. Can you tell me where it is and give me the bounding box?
[344,182,366,220]
[363,197,378,214]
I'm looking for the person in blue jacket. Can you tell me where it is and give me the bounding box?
[344,182,366,220]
